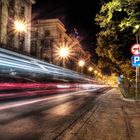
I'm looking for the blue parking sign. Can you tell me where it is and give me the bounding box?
[132,55,140,67]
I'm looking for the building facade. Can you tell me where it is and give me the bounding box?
[31,18,90,70]
[0,0,35,53]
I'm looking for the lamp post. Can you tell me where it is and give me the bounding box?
[14,20,27,52]
[88,67,93,72]
[78,60,85,73]
[88,66,93,76]
[14,20,27,33]
[14,20,27,51]
[135,25,140,99]
[54,42,74,68]
[1,20,26,48]
[94,70,97,74]
[58,47,69,68]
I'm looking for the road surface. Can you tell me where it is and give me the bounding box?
[0,87,110,140]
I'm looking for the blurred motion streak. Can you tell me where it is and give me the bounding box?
[0,48,104,100]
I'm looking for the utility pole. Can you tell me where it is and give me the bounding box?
[136,31,140,99]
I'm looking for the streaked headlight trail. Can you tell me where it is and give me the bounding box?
[0,48,104,100]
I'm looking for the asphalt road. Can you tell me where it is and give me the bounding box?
[0,87,110,140]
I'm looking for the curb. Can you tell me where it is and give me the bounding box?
[120,92,140,102]
[121,96,140,102]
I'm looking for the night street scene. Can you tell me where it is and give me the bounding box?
[0,0,140,140]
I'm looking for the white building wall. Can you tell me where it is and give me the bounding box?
[0,0,35,54]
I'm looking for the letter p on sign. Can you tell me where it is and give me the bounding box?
[134,56,140,63]
[132,56,140,67]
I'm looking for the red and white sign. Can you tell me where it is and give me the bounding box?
[131,44,140,55]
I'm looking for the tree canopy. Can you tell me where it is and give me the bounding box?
[95,0,140,77]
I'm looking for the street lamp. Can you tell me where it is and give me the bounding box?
[14,20,27,51]
[98,73,101,76]
[88,66,93,76]
[78,60,85,73]
[14,20,27,33]
[88,67,93,72]
[94,70,97,74]
[59,47,69,58]
[1,20,27,47]
[54,42,75,68]
[58,47,69,68]
[78,60,85,67]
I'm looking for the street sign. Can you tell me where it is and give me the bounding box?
[132,55,140,67]
[118,75,123,84]
[131,44,140,55]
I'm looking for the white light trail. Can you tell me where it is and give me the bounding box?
[0,48,93,82]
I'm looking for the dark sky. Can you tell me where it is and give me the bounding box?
[32,0,102,63]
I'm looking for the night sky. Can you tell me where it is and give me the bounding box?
[32,0,102,63]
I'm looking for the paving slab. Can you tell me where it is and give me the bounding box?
[58,88,140,140]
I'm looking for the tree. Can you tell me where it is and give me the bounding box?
[95,0,140,77]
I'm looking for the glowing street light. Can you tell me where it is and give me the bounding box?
[98,73,101,76]
[78,60,85,67]
[94,70,97,74]
[88,67,93,72]
[54,42,76,68]
[59,47,69,58]
[57,45,71,68]
[14,20,27,33]
[78,60,85,73]
[2,20,27,45]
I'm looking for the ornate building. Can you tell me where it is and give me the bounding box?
[0,0,35,53]
[31,18,90,70]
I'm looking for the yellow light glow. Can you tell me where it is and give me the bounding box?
[88,67,93,72]
[51,103,72,116]
[54,42,75,65]
[98,73,101,76]
[94,70,97,74]
[59,47,69,58]
[14,20,27,32]
[135,25,140,30]
[78,60,85,67]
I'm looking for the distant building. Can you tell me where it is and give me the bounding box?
[0,0,35,53]
[31,18,90,70]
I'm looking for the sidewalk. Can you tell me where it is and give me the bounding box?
[58,88,140,140]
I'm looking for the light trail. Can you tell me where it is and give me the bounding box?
[0,88,99,111]
[0,48,105,101]
[0,48,93,81]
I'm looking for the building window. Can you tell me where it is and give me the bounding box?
[19,35,24,51]
[60,33,62,38]
[7,15,14,43]
[31,41,37,56]
[44,40,50,49]
[41,40,44,47]
[19,6,25,18]
[43,56,50,62]
[8,0,15,19]
[32,32,37,39]
[8,0,15,29]
[7,34,14,48]
[8,0,15,9]
[64,38,67,44]
[8,9,14,19]
[44,30,50,37]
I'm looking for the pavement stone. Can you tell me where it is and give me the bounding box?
[59,88,140,140]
